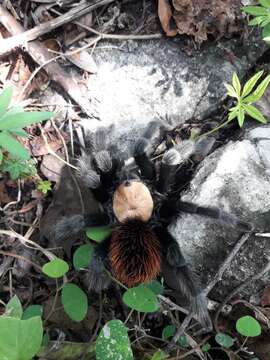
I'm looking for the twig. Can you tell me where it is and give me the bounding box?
[51,8,163,41]
[0,6,97,116]
[204,232,252,295]
[0,250,42,271]
[214,260,270,332]
[0,0,115,56]
[167,312,194,351]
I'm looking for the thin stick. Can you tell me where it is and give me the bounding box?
[204,232,252,295]
[0,0,115,56]
[167,312,194,351]
[214,260,270,332]
[0,250,42,271]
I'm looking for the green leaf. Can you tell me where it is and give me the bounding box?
[260,16,270,26]
[228,109,238,122]
[242,6,269,15]
[96,320,133,360]
[0,87,12,118]
[0,316,43,360]
[5,295,23,319]
[42,258,69,278]
[37,180,52,194]
[1,158,36,180]
[150,350,168,360]
[146,280,164,295]
[242,104,267,123]
[259,0,270,8]
[215,333,235,348]
[232,73,241,97]
[86,226,112,243]
[248,15,267,25]
[73,244,94,270]
[225,83,238,98]
[9,128,29,138]
[202,343,211,353]
[237,107,245,127]
[0,111,53,131]
[0,131,30,160]
[61,283,88,322]
[178,335,189,348]
[263,22,270,40]
[236,315,261,337]
[0,149,2,164]
[242,71,264,98]
[162,325,176,340]
[249,74,270,102]
[123,285,159,313]
[22,305,43,320]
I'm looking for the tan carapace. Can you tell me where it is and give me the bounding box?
[113,181,154,222]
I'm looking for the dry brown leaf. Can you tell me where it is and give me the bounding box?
[158,0,178,37]
[0,181,13,205]
[66,50,98,74]
[40,154,64,183]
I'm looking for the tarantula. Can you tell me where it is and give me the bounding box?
[54,120,253,329]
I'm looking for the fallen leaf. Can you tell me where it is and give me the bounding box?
[0,181,13,205]
[40,154,64,182]
[66,51,98,74]
[158,0,178,37]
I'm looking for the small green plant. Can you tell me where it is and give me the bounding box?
[0,295,43,360]
[37,180,52,194]
[242,0,270,42]
[226,71,270,127]
[202,71,270,137]
[0,86,53,179]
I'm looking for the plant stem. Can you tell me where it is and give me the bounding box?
[198,117,233,138]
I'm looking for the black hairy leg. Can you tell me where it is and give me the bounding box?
[159,199,253,232]
[133,120,168,181]
[53,212,111,243]
[155,226,212,329]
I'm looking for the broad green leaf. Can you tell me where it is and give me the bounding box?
[0,149,3,165]
[146,280,164,295]
[260,16,270,26]
[215,333,235,348]
[0,111,53,131]
[249,16,267,25]
[61,283,88,322]
[242,104,267,123]
[0,87,12,118]
[9,128,29,138]
[178,335,189,348]
[5,295,23,319]
[96,320,133,360]
[259,0,270,7]
[242,71,264,98]
[237,107,245,127]
[263,27,270,41]
[86,226,112,243]
[0,316,43,360]
[0,131,30,160]
[236,315,261,337]
[202,343,211,353]
[151,350,168,360]
[242,6,269,15]
[123,285,159,313]
[162,325,176,340]
[225,83,238,98]
[22,305,43,320]
[42,258,69,278]
[73,244,94,270]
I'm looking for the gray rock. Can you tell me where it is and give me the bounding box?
[81,31,267,151]
[170,125,270,300]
